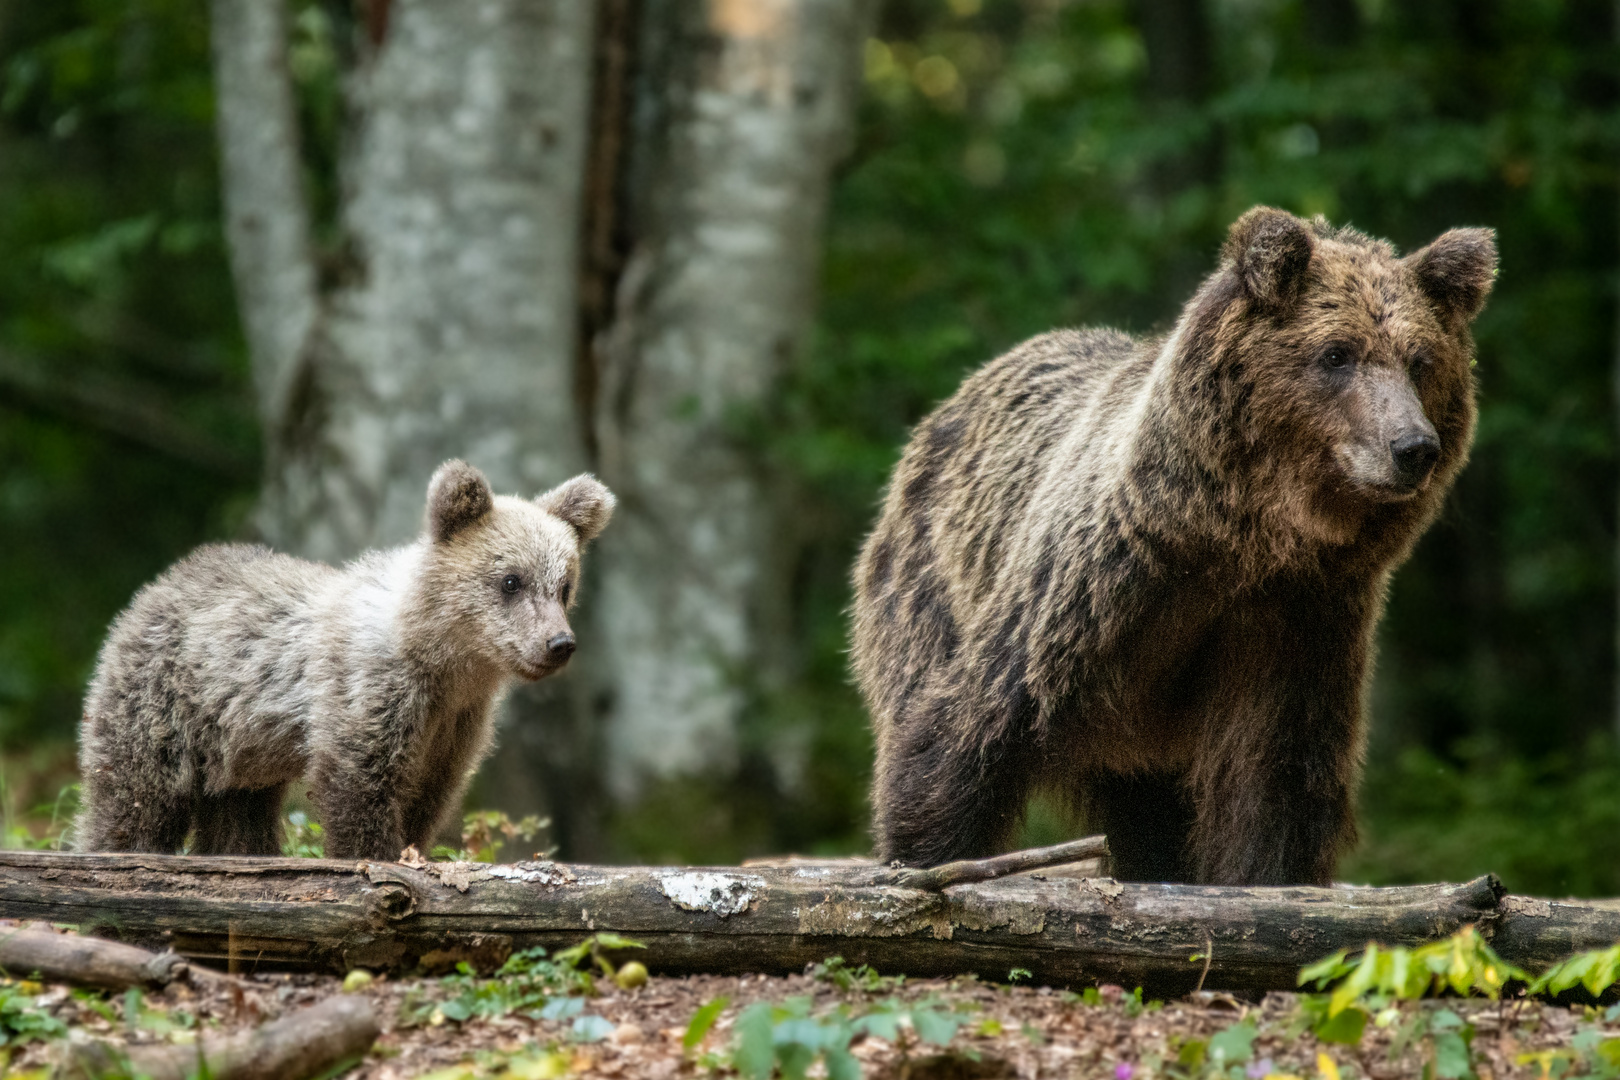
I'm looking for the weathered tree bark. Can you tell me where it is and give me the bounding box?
[62,995,378,1080]
[587,0,870,797]
[0,924,188,991]
[4,852,1614,996]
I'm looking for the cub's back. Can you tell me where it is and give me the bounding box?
[83,543,338,771]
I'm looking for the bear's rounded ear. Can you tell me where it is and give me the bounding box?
[1222,206,1315,311]
[537,474,616,543]
[426,460,494,543]
[1405,227,1497,326]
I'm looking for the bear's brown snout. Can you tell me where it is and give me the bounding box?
[1390,430,1441,490]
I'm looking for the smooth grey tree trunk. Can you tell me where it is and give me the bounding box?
[231,0,597,560]
[588,0,869,800]
[210,0,869,853]
[210,0,598,835]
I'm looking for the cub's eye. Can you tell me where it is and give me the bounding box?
[560,581,573,606]
[1408,353,1430,379]
[1319,345,1353,371]
[501,574,522,595]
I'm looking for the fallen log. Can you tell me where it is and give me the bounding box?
[5,851,1615,994]
[60,993,378,1080]
[0,923,188,991]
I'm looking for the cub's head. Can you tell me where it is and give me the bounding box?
[420,460,615,680]
[1197,207,1495,539]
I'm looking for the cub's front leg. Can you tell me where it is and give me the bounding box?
[310,693,427,861]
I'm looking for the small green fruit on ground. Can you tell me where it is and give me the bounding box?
[615,961,649,990]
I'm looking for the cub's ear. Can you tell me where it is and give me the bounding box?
[426,460,494,543]
[537,474,616,543]
[1406,227,1497,326]
[1222,206,1315,311]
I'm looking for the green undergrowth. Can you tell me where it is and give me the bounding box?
[399,934,647,1032]
[280,807,546,863]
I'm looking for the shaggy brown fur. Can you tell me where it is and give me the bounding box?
[76,461,614,860]
[852,207,1496,885]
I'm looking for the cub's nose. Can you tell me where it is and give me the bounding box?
[546,633,576,664]
[1390,431,1440,489]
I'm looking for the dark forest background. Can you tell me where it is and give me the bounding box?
[3,0,1619,895]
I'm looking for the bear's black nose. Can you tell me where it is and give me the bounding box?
[546,633,576,662]
[1390,431,1440,488]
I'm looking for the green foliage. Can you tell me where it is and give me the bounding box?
[1299,927,1526,1015]
[0,777,77,851]
[1530,944,1620,999]
[683,995,729,1055]
[0,979,67,1048]
[402,936,642,1029]
[726,994,974,1080]
[431,811,548,864]
[1346,741,1620,897]
[808,956,904,995]
[281,811,325,858]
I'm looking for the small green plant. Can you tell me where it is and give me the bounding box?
[0,779,79,852]
[1529,943,1620,999]
[0,979,68,1048]
[282,810,325,857]
[1300,926,1525,1017]
[722,994,974,1080]
[809,956,903,994]
[683,995,730,1058]
[403,934,644,1029]
[432,811,548,863]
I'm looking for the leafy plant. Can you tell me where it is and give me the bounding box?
[0,775,78,851]
[0,979,67,1047]
[809,956,903,994]
[1300,926,1526,1017]
[404,935,644,1030]
[432,811,548,864]
[1529,943,1620,999]
[726,994,974,1080]
[683,995,729,1057]
[282,810,324,858]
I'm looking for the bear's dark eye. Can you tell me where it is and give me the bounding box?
[560,581,573,606]
[1408,353,1430,380]
[502,573,522,595]
[1319,345,1354,371]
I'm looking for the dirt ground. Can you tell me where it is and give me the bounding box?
[8,958,1618,1079]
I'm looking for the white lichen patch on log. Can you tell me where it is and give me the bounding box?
[657,872,764,917]
[416,861,581,894]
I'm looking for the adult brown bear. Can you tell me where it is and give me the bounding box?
[851,207,1495,885]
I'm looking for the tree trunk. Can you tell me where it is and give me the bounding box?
[587,0,870,801]
[234,0,598,561]
[209,0,870,854]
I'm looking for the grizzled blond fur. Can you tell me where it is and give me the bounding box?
[76,461,615,860]
[853,207,1496,885]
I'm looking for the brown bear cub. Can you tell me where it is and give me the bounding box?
[853,207,1495,885]
[76,461,614,861]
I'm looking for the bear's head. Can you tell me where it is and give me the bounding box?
[419,460,615,681]
[1191,206,1495,544]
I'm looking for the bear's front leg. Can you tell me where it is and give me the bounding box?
[874,681,1037,866]
[1184,591,1369,885]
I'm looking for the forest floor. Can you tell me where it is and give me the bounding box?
[6,958,1618,1080]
